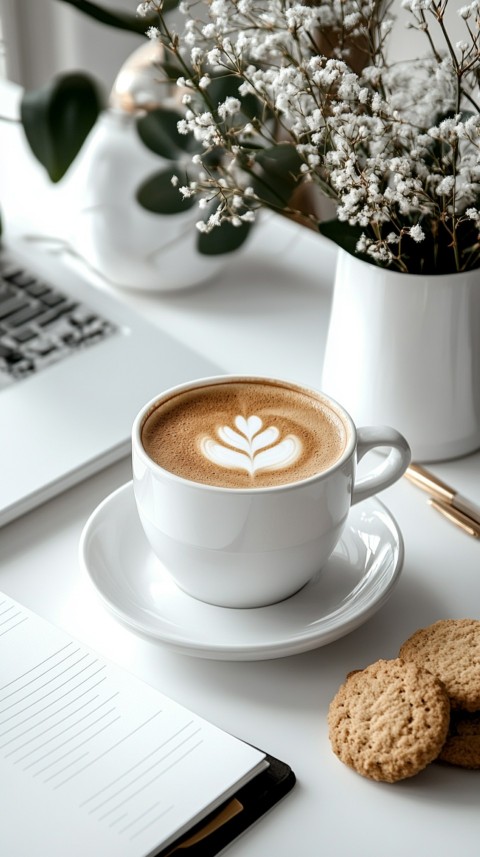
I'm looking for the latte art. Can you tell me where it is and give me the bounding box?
[141,379,349,488]
[201,415,301,475]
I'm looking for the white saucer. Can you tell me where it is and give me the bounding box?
[79,482,404,661]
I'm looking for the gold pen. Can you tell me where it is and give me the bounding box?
[405,463,480,537]
[428,497,480,539]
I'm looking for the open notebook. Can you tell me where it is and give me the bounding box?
[0,593,294,856]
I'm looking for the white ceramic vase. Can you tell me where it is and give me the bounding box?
[321,249,480,462]
[56,110,226,291]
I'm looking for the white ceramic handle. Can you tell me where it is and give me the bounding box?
[351,427,411,506]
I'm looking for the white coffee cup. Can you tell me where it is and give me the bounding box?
[132,375,411,608]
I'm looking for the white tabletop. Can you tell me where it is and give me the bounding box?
[1,80,480,856]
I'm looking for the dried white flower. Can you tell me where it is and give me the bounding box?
[409,224,425,242]
[137,1,161,16]
[139,0,480,272]
[466,207,480,225]
[218,97,241,118]
[436,176,456,196]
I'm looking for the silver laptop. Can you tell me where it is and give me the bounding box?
[0,236,220,527]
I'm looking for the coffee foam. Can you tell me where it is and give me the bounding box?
[200,414,302,476]
[141,380,349,488]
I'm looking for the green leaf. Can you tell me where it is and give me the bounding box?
[136,109,198,159]
[200,147,224,170]
[255,144,304,181]
[317,219,364,257]
[158,60,186,82]
[136,167,196,214]
[55,0,179,34]
[207,74,263,123]
[20,72,103,182]
[318,215,480,274]
[197,203,252,255]
[252,144,304,207]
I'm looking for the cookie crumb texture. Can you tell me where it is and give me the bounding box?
[328,658,450,783]
[399,619,480,711]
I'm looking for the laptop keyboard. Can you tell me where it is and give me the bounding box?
[0,254,117,389]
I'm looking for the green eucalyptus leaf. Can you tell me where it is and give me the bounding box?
[317,218,364,258]
[252,144,304,207]
[136,108,198,159]
[55,0,179,33]
[159,60,186,82]
[200,146,224,170]
[197,203,252,255]
[207,74,262,122]
[20,72,103,182]
[136,167,196,214]
[255,144,304,179]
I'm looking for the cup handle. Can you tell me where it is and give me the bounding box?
[351,427,411,506]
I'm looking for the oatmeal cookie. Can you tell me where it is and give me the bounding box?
[328,658,450,783]
[437,709,480,769]
[399,619,480,711]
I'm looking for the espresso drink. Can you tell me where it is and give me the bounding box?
[141,380,349,489]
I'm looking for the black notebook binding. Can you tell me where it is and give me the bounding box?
[157,753,296,856]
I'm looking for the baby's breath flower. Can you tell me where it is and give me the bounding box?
[356,233,370,253]
[458,2,479,18]
[218,97,241,118]
[137,1,160,16]
[409,224,425,242]
[466,207,480,225]
[436,176,456,196]
[202,23,216,38]
[190,47,204,65]
[142,0,480,272]
[402,0,432,10]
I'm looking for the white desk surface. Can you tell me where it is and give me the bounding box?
[1,80,480,856]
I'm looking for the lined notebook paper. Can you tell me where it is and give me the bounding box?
[0,593,267,856]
